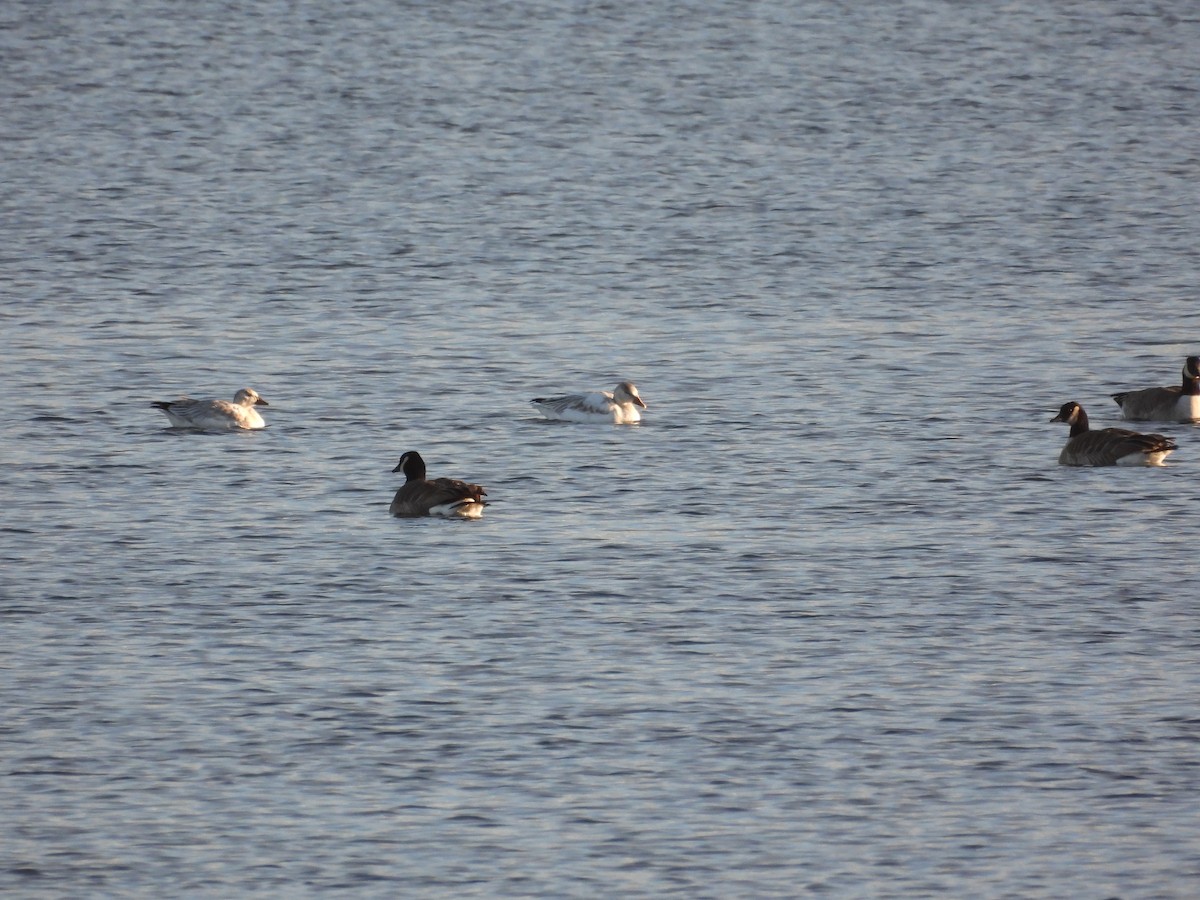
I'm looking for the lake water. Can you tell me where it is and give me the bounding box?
[3,0,1200,896]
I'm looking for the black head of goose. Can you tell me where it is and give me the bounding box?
[1051,401,1176,467]
[1111,355,1200,422]
[390,451,488,518]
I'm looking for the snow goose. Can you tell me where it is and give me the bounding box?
[151,388,268,431]
[1111,356,1200,422]
[390,451,487,518]
[1051,401,1176,466]
[531,381,647,424]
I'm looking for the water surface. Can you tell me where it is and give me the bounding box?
[3,0,1200,896]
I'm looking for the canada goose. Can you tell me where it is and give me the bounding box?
[531,381,647,424]
[1111,356,1200,422]
[390,451,487,518]
[151,388,269,430]
[1050,401,1176,466]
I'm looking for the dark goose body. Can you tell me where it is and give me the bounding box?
[390,451,487,518]
[1051,401,1176,467]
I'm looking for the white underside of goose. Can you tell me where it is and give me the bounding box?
[1168,394,1200,422]
[1117,450,1171,466]
[431,499,486,518]
[1059,449,1172,467]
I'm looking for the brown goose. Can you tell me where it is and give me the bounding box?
[1111,356,1200,422]
[1051,401,1176,467]
[390,451,487,518]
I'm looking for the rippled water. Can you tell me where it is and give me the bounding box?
[4,0,1200,896]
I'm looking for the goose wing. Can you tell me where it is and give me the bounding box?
[152,397,217,426]
[531,390,613,417]
[390,478,487,517]
[1062,427,1176,466]
[1112,385,1181,420]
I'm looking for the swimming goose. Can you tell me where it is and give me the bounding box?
[1111,356,1200,422]
[531,381,647,424]
[151,388,269,430]
[390,451,487,518]
[1051,401,1176,466]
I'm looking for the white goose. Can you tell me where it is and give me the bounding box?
[530,381,647,424]
[1051,401,1176,466]
[1111,356,1200,422]
[151,388,269,431]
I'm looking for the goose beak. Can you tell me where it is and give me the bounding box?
[1050,413,1063,423]
[391,461,403,473]
[634,396,647,408]
[256,397,269,407]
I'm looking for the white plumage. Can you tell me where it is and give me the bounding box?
[531,381,647,424]
[151,388,269,431]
